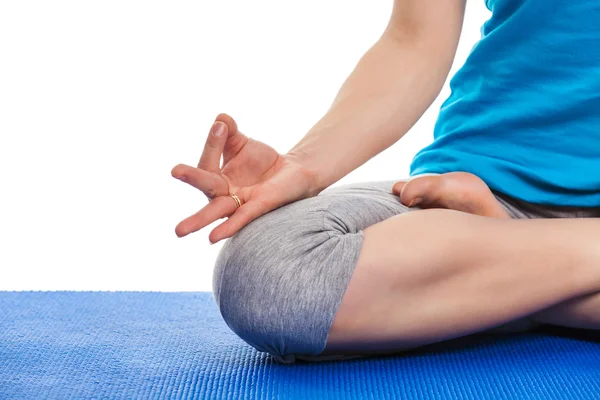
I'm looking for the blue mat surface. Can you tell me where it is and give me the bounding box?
[1,291,599,399]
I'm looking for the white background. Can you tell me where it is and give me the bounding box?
[0,1,491,291]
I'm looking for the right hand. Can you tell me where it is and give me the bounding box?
[171,113,320,244]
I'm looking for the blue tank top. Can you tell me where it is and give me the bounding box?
[409,0,600,206]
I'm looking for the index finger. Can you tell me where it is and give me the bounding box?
[198,121,227,172]
[171,163,228,199]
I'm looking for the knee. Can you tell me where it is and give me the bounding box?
[211,200,338,362]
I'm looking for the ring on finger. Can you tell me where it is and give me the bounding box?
[229,194,242,208]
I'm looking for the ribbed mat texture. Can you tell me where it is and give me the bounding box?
[1,291,599,399]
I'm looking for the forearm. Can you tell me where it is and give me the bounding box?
[285,32,456,194]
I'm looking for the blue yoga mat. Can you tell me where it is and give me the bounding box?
[1,291,599,399]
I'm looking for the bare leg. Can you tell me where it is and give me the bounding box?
[320,207,600,357]
[529,292,600,329]
[393,172,600,331]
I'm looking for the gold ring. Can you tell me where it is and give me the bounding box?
[229,194,242,208]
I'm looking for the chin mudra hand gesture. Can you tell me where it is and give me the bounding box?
[171,113,319,245]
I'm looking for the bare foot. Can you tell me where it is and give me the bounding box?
[392,172,547,335]
[392,172,510,219]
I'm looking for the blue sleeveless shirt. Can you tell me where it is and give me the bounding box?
[409,0,600,206]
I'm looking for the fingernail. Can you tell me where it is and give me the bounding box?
[408,197,423,207]
[212,122,225,137]
[177,175,187,182]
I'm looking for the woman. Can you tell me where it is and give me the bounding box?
[172,0,600,363]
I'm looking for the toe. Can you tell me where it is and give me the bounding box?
[397,176,443,208]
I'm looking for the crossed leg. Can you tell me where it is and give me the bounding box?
[213,176,600,363]
[321,174,600,358]
[393,172,600,331]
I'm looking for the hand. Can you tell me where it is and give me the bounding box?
[171,113,320,244]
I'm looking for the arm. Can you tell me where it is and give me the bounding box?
[286,0,467,194]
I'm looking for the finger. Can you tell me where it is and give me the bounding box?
[175,196,238,238]
[214,113,249,165]
[171,163,228,199]
[214,113,238,134]
[208,198,270,244]
[198,121,228,172]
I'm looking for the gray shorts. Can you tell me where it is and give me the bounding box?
[212,177,600,364]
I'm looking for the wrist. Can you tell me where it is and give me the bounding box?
[283,151,327,197]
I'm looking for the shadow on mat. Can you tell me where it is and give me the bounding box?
[288,324,599,365]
